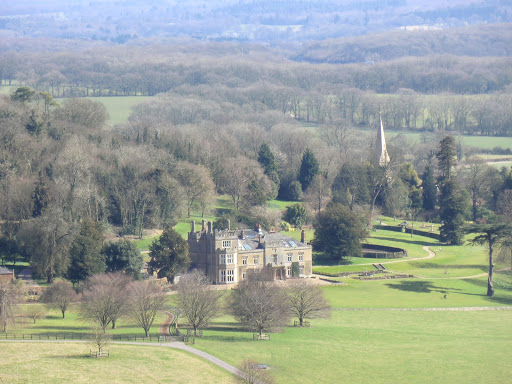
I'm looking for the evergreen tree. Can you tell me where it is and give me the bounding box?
[436,136,466,244]
[422,164,437,211]
[257,142,280,185]
[67,219,105,286]
[437,136,457,182]
[284,204,307,227]
[313,203,368,262]
[439,180,467,244]
[26,111,43,136]
[149,226,189,283]
[102,240,144,278]
[32,172,49,218]
[298,149,319,192]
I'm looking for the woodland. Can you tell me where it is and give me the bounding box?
[1,9,512,284]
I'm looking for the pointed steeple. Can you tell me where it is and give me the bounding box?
[377,115,390,166]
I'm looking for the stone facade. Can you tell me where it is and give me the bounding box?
[187,220,313,284]
[0,267,14,284]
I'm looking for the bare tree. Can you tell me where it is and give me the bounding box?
[40,280,78,318]
[176,270,222,336]
[128,280,167,337]
[287,279,330,327]
[80,273,133,331]
[0,280,24,332]
[24,304,47,324]
[238,359,275,384]
[18,209,75,283]
[228,270,290,337]
[89,325,112,356]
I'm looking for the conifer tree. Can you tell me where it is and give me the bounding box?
[298,149,319,192]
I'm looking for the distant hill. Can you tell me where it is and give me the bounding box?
[292,23,512,63]
[0,0,511,43]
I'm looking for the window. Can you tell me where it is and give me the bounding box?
[242,272,246,280]
[287,267,291,276]
[222,240,232,248]
[226,254,234,264]
[219,254,226,264]
[254,256,259,265]
[287,253,293,262]
[220,270,226,282]
[299,252,304,261]
[227,270,234,282]
[272,254,278,265]
[242,256,248,265]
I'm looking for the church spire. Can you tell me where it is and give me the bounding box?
[377,115,390,166]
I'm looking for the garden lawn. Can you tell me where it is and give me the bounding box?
[193,308,512,384]
[315,229,496,279]
[322,275,512,308]
[0,342,236,384]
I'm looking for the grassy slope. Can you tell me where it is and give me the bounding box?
[0,342,236,384]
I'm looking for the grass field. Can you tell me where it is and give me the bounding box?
[84,96,150,126]
[14,305,168,339]
[0,342,236,384]
[191,305,511,384]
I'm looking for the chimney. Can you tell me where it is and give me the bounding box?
[191,221,196,233]
[227,219,230,231]
[255,223,261,233]
[301,229,306,244]
[207,221,212,234]
[240,230,245,240]
[202,220,206,231]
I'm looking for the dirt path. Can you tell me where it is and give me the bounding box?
[159,311,175,336]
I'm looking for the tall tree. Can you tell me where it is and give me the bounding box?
[176,270,222,336]
[438,180,467,245]
[228,270,290,337]
[298,149,319,192]
[257,142,280,186]
[437,136,457,182]
[313,203,368,262]
[31,172,49,218]
[422,164,437,211]
[67,219,105,286]
[466,223,512,297]
[128,280,167,337]
[287,279,330,326]
[0,280,24,332]
[18,210,74,283]
[102,240,143,278]
[331,163,369,211]
[80,273,133,330]
[149,226,189,283]
[437,136,466,244]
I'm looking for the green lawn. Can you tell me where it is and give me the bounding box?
[0,342,236,384]
[85,96,150,126]
[191,305,511,384]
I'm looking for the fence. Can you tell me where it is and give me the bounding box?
[1,333,170,343]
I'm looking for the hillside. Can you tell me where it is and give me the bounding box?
[292,23,512,63]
